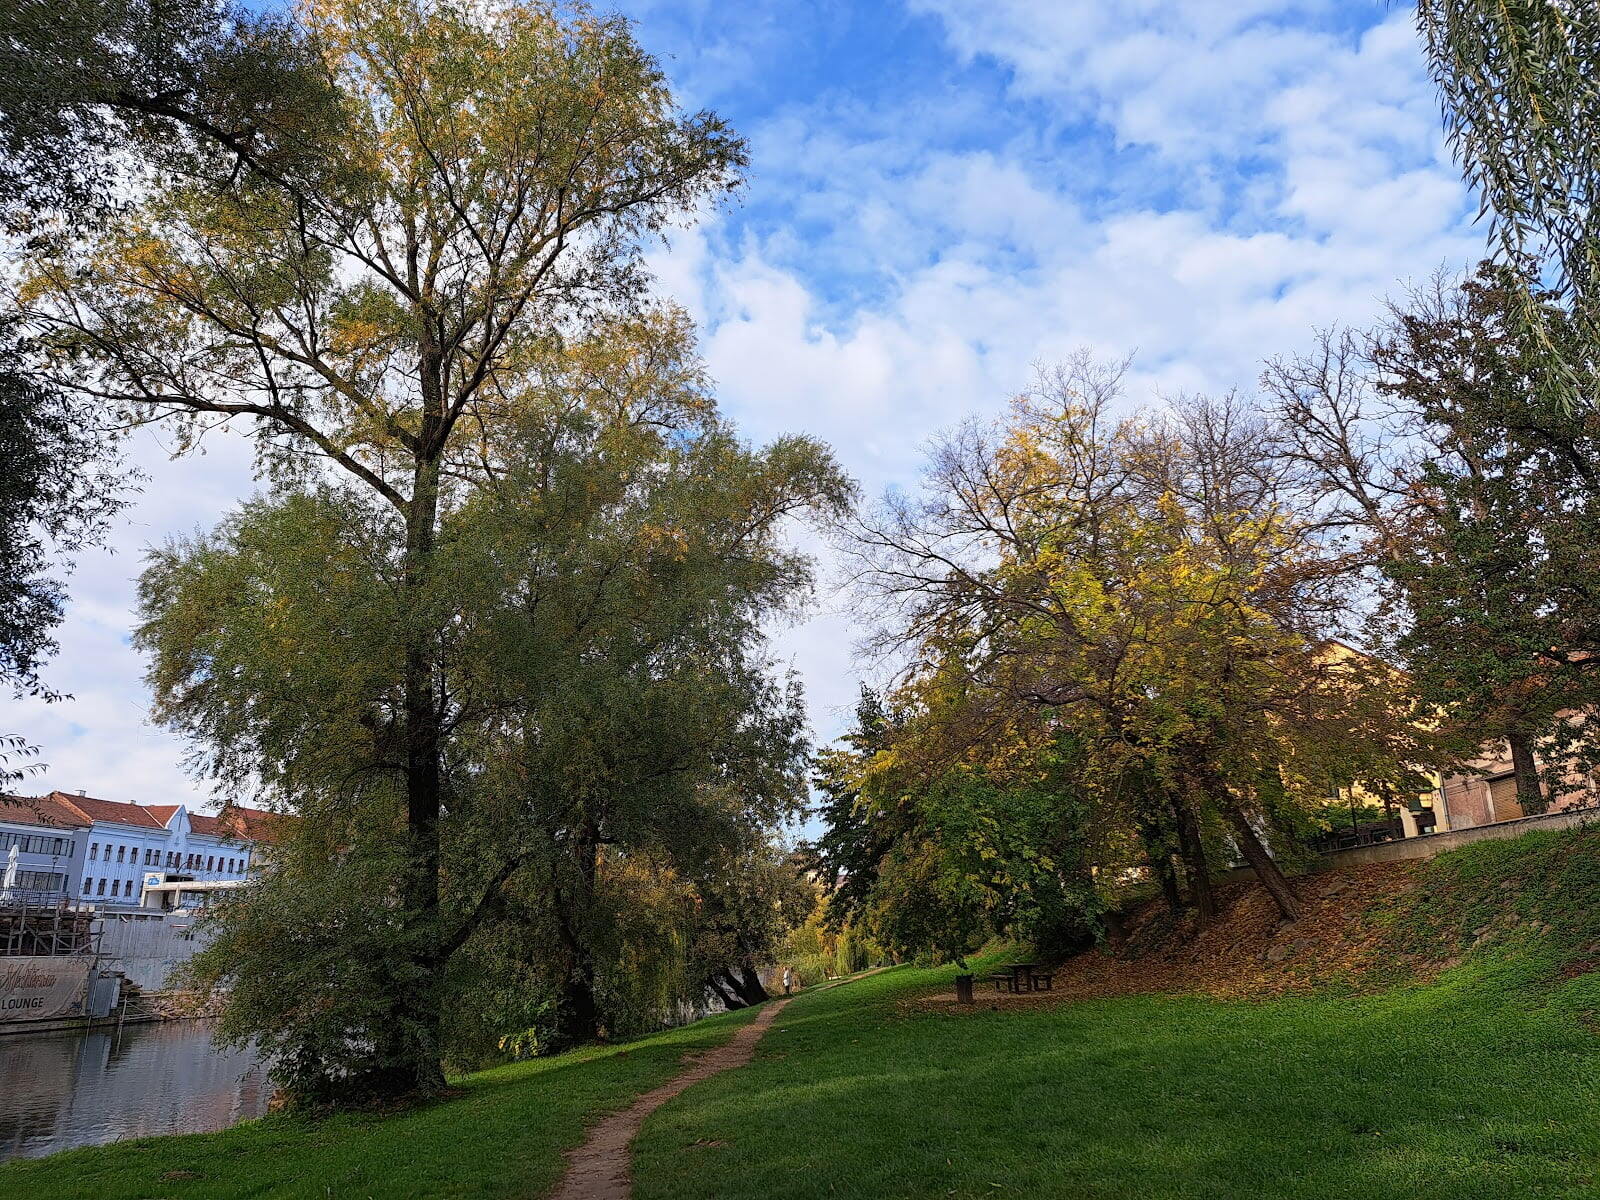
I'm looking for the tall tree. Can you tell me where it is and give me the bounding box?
[0,331,131,789]
[850,358,1435,925]
[1416,0,1600,407]
[1266,265,1600,813]
[145,313,848,1098]
[23,0,746,1099]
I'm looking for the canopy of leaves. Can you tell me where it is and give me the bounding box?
[1267,263,1600,795]
[1416,0,1600,406]
[832,356,1443,936]
[157,314,851,1087]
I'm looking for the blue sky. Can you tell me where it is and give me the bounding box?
[12,0,1487,814]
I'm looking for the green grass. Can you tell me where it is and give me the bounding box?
[12,829,1600,1198]
[0,1005,761,1200]
[634,959,1600,1199]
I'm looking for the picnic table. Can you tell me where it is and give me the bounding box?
[987,962,1056,994]
[985,963,1036,994]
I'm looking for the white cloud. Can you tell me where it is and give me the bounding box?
[656,7,1486,758]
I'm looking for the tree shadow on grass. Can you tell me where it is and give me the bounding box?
[634,964,1600,1200]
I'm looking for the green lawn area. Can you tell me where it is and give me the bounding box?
[11,831,1600,1198]
[0,1005,761,1200]
[634,959,1600,1200]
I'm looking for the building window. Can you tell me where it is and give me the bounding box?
[207,856,214,871]
[116,845,125,863]
[11,870,65,893]
[96,878,106,896]
[88,842,98,861]
[0,832,73,856]
[82,878,93,894]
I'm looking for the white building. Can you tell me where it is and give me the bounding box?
[0,794,89,899]
[1,792,281,910]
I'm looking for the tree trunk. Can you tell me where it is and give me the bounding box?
[1135,809,1185,917]
[706,972,744,1009]
[1508,729,1547,815]
[710,972,739,1011]
[1173,797,1216,924]
[1219,803,1300,922]
[1152,851,1184,918]
[732,963,769,1005]
[556,966,601,1045]
[550,821,602,1047]
[393,444,447,1097]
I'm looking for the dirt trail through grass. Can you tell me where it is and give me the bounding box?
[548,998,792,1200]
[549,969,885,1200]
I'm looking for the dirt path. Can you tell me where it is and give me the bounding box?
[548,969,887,1200]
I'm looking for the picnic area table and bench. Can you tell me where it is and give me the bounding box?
[985,962,1054,994]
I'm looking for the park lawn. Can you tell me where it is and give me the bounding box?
[0,1003,762,1200]
[634,957,1600,1200]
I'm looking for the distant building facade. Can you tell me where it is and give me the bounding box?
[0,794,89,898]
[0,791,285,910]
[1437,739,1600,832]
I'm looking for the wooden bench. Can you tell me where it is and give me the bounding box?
[1030,970,1054,991]
[988,973,1015,993]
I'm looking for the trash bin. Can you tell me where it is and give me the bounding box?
[954,973,974,1004]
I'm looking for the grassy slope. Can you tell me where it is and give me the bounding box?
[635,833,1600,1200]
[10,829,1600,1199]
[0,1005,760,1200]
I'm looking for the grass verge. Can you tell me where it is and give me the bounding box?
[633,832,1600,1200]
[11,829,1600,1199]
[0,1005,760,1200]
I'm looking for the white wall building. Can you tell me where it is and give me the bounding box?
[1,792,278,911]
[0,794,88,899]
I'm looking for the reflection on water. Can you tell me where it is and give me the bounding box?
[0,1020,270,1162]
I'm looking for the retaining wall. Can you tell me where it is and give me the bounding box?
[94,911,211,992]
[1217,805,1600,885]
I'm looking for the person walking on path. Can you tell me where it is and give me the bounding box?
[782,966,793,995]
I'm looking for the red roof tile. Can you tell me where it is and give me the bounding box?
[44,791,165,829]
[0,794,92,830]
[190,805,292,844]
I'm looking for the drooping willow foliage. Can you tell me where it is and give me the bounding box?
[1416,0,1600,406]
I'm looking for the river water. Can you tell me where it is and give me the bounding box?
[0,1020,271,1162]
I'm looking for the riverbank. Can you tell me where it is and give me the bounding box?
[0,1003,766,1198]
[10,949,1600,1199]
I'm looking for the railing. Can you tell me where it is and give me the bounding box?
[0,886,70,908]
[1310,823,1405,854]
